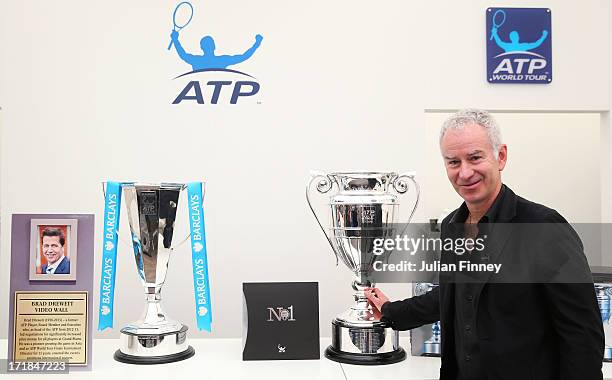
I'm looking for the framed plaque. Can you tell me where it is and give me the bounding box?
[8,214,94,371]
[13,291,88,365]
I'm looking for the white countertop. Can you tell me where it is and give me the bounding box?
[2,338,612,379]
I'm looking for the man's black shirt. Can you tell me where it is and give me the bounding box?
[449,185,506,380]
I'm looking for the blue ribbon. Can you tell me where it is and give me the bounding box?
[187,182,212,331]
[98,181,122,330]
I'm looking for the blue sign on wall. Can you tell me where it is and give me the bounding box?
[486,8,552,84]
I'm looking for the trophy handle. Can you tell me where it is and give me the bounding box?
[391,172,421,247]
[392,171,420,223]
[101,182,134,249]
[306,171,339,266]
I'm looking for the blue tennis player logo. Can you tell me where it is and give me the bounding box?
[172,33,263,70]
[167,1,263,104]
[167,2,263,71]
[490,10,548,53]
[486,8,552,84]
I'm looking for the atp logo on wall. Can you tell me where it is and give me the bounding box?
[167,1,263,104]
[486,8,552,84]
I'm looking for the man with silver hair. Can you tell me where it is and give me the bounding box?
[367,109,603,379]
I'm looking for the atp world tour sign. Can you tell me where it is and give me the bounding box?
[486,8,552,84]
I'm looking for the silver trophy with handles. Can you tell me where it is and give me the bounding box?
[114,183,195,364]
[307,171,419,365]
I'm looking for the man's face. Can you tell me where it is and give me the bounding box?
[42,235,64,265]
[440,123,507,207]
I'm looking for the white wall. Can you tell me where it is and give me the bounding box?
[0,0,610,339]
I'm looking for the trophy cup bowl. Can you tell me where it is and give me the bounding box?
[114,183,195,364]
[307,171,419,365]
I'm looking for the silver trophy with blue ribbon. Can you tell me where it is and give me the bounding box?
[98,182,211,365]
[307,171,419,365]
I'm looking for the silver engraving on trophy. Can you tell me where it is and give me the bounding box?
[307,171,420,365]
[114,183,195,364]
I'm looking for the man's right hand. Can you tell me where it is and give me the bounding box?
[365,287,390,317]
[171,30,179,40]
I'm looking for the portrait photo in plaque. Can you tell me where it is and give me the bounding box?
[29,219,78,281]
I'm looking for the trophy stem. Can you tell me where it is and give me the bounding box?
[351,279,372,309]
[145,286,162,300]
[351,294,373,321]
[345,280,377,321]
[141,287,169,326]
[352,290,370,312]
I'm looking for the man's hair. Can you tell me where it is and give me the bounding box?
[439,108,503,158]
[42,227,65,246]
